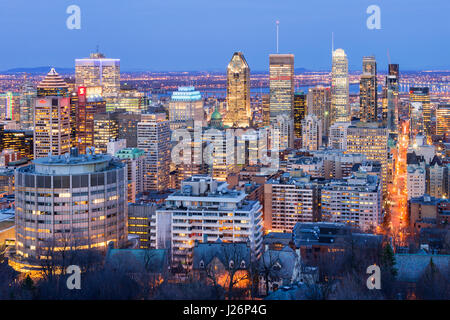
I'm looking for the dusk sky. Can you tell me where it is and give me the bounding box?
[0,0,448,72]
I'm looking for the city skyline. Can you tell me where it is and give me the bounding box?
[0,0,449,72]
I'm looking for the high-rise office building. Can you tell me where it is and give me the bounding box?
[331,49,349,123]
[169,86,204,130]
[137,113,171,191]
[436,104,449,138]
[34,68,71,158]
[74,87,107,153]
[93,112,119,154]
[0,92,20,121]
[224,52,251,128]
[307,86,331,139]
[382,65,399,133]
[19,79,36,130]
[359,56,377,122]
[0,127,34,160]
[12,148,128,272]
[75,52,120,100]
[301,115,322,151]
[410,87,431,139]
[293,92,307,141]
[269,54,295,121]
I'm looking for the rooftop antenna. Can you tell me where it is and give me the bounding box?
[387,48,391,65]
[331,32,334,54]
[96,44,99,54]
[276,20,280,53]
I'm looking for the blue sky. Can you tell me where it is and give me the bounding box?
[0,0,448,71]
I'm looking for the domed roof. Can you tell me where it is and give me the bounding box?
[211,109,222,120]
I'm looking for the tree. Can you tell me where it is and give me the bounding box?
[416,258,450,300]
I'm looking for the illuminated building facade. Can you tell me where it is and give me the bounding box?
[293,92,306,141]
[264,173,319,233]
[19,80,36,130]
[359,56,377,122]
[224,52,251,128]
[321,173,382,231]
[407,165,426,200]
[0,92,20,121]
[331,49,349,123]
[269,54,294,121]
[328,121,351,150]
[137,113,171,191]
[75,52,120,100]
[74,87,107,153]
[410,87,431,139]
[307,86,331,139]
[169,86,204,130]
[436,104,449,137]
[13,148,127,272]
[116,148,145,203]
[0,126,34,160]
[34,68,71,158]
[93,112,119,154]
[382,73,399,133]
[301,115,322,151]
[156,175,263,269]
[128,202,156,249]
[346,122,388,193]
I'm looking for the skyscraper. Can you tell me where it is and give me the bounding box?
[34,68,71,158]
[169,86,204,130]
[359,56,377,122]
[137,113,171,191]
[269,54,295,121]
[74,87,107,153]
[331,49,349,123]
[382,64,399,133]
[19,79,36,130]
[410,87,431,139]
[75,52,120,100]
[224,52,251,128]
[293,92,307,141]
[93,112,119,153]
[307,86,331,139]
[436,104,449,138]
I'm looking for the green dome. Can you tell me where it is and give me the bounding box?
[211,109,222,120]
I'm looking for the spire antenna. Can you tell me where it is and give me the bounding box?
[276,20,280,54]
[331,32,334,54]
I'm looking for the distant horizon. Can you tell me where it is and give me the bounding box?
[2,65,449,75]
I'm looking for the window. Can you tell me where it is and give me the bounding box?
[240,260,246,269]
[199,260,204,268]
[229,260,234,269]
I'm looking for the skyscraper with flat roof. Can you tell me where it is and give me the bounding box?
[75,52,120,100]
[269,54,294,121]
[331,49,349,123]
[137,113,171,191]
[359,56,377,122]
